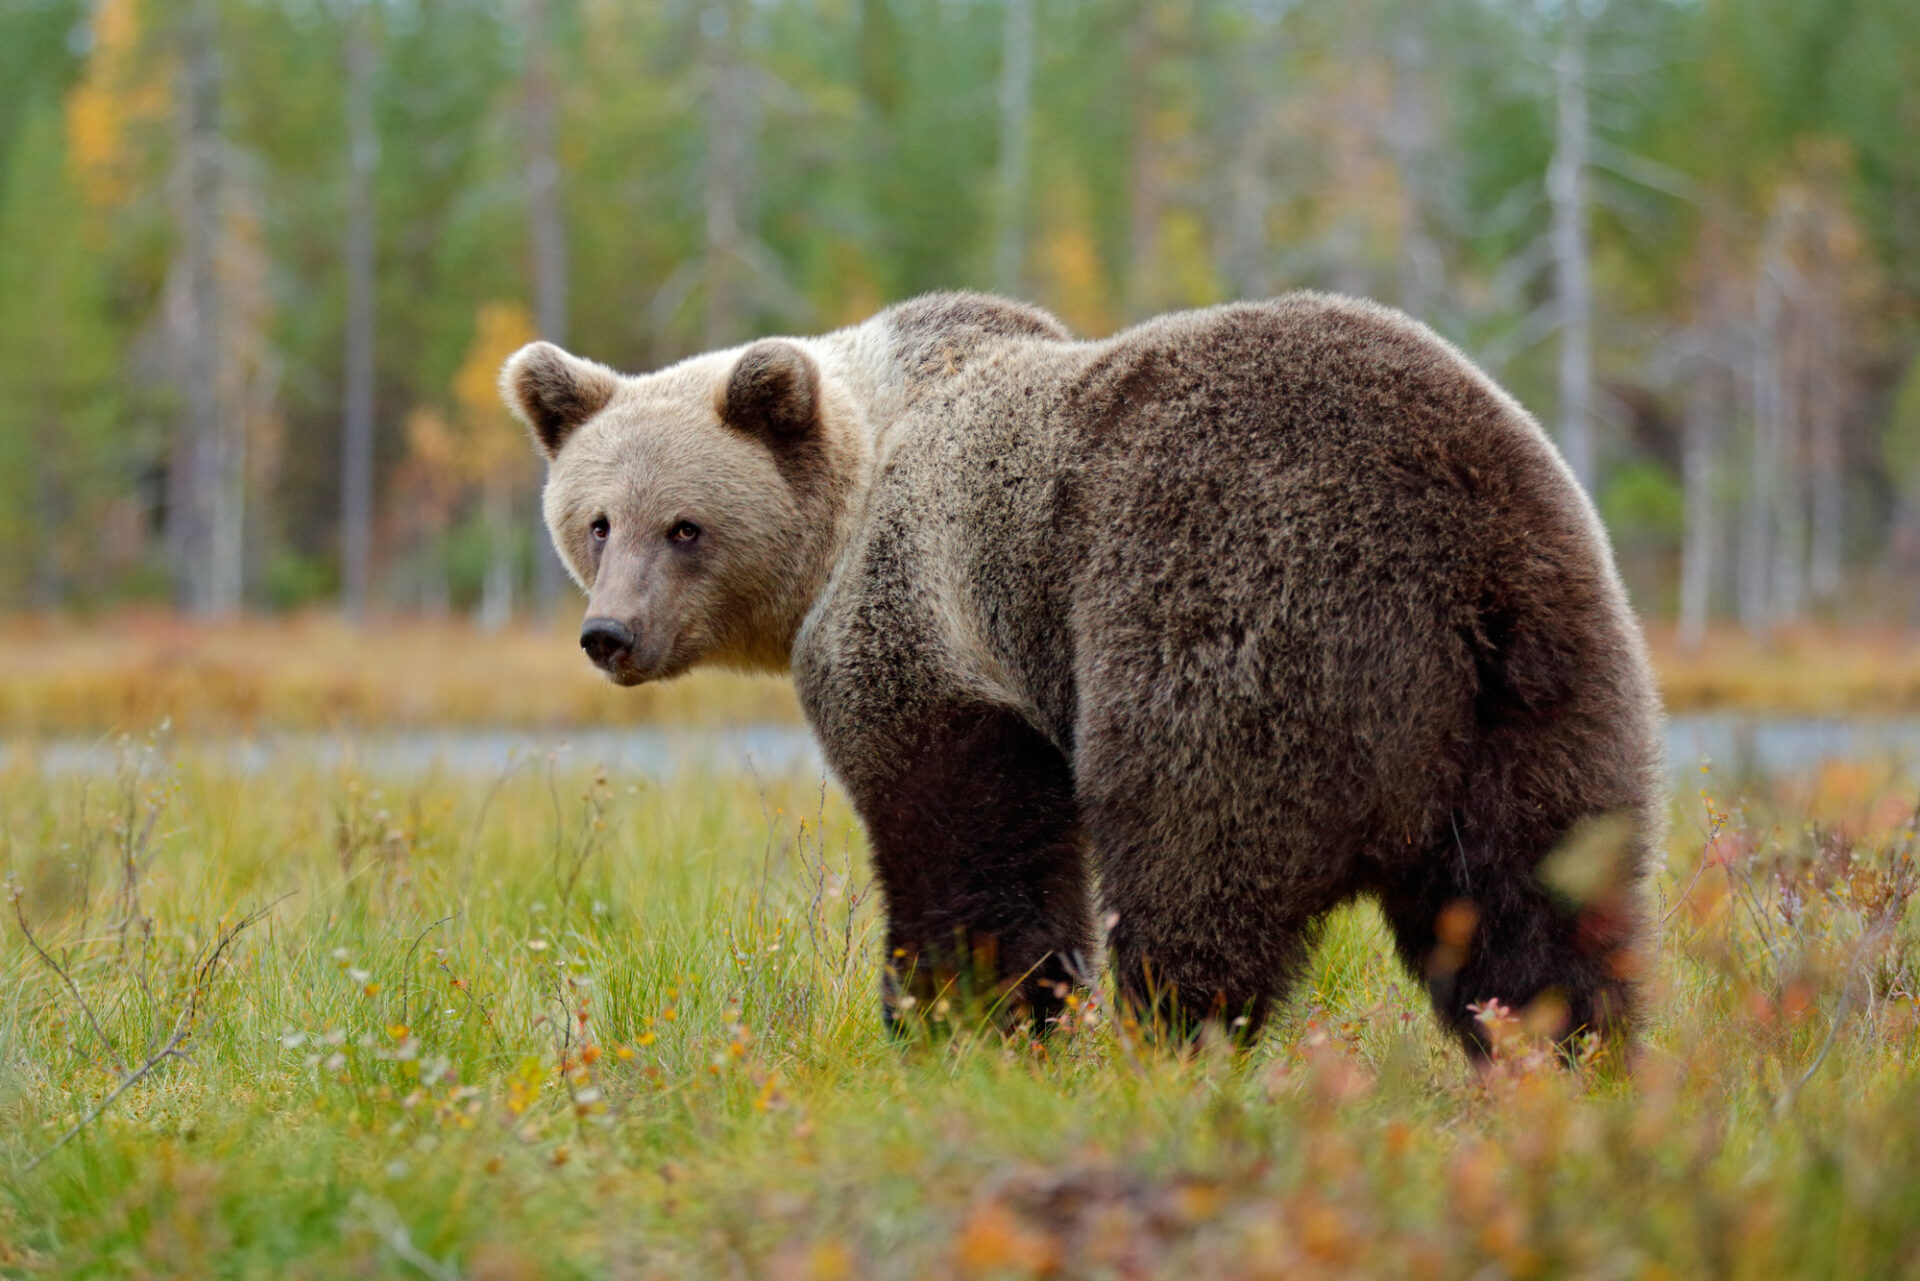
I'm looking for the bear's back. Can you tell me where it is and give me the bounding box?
[1063,294,1558,496]
[1053,293,1605,628]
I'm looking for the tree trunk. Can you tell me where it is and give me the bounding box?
[1742,219,1788,637]
[992,0,1034,295]
[1546,4,1595,492]
[1386,18,1440,323]
[31,423,65,609]
[171,0,226,616]
[525,0,569,615]
[703,0,748,349]
[1125,0,1163,320]
[340,0,379,620]
[207,284,246,616]
[478,470,514,632]
[1677,336,1720,652]
[1806,282,1844,607]
[1218,7,1279,302]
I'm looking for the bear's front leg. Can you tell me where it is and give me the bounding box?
[845,703,1093,1036]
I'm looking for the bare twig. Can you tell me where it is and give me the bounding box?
[554,769,610,911]
[10,885,130,1076]
[1775,915,1898,1118]
[436,951,505,1053]
[113,738,169,960]
[19,893,287,1174]
[23,1036,193,1174]
[399,913,458,1028]
[357,1197,465,1281]
[1662,811,1727,926]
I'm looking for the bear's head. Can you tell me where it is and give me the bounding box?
[501,338,859,685]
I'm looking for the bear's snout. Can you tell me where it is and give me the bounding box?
[579,617,637,673]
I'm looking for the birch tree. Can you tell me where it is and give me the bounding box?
[452,304,536,631]
[703,0,750,348]
[168,0,233,615]
[1125,0,1167,319]
[1676,223,1737,651]
[340,0,379,619]
[992,0,1034,295]
[524,0,569,613]
[1546,0,1595,493]
[1741,197,1790,635]
[1385,9,1441,323]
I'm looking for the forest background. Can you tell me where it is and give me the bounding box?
[1,0,1918,640]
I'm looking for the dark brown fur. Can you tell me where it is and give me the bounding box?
[796,293,1662,1056]
[508,342,620,457]
[721,340,820,441]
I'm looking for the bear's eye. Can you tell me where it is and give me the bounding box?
[668,520,702,546]
[589,517,610,542]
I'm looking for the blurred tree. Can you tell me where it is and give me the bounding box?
[992,0,1033,294]
[389,405,463,614]
[450,302,537,630]
[521,0,571,613]
[167,0,237,616]
[2,1,89,206]
[1886,355,1920,619]
[702,0,751,347]
[339,0,381,619]
[1547,0,1595,493]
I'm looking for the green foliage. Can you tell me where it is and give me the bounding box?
[0,0,86,207]
[0,99,121,607]
[260,550,339,614]
[2,746,1918,1275]
[1886,353,1920,508]
[1599,459,1686,549]
[1,0,1918,613]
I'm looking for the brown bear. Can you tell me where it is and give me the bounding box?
[501,291,1664,1058]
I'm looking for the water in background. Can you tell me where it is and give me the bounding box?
[9,716,1920,783]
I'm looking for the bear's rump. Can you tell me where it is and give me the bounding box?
[1060,392,1627,888]
[1065,487,1484,889]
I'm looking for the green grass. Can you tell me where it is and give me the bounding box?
[2,734,1918,1279]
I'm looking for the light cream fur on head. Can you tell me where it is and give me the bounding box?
[500,338,869,683]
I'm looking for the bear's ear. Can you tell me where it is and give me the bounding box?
[719,340,820,443]
[500,341,620,458]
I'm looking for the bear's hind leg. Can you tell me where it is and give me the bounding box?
[1378,813,1649,1062]
[1092,825,1322,1046]
[852,704,1094,1036]
[1103,891,1308,1047]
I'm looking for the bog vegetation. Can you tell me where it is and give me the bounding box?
[2,728,1918,1278]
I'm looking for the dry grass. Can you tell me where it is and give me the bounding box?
[1649,622,1920,715]
[0,611,801,736]
[4,614,1919,738]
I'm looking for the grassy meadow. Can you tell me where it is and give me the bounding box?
[2,619,1919,1278]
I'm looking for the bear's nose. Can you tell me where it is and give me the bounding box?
[579,617,636,669]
